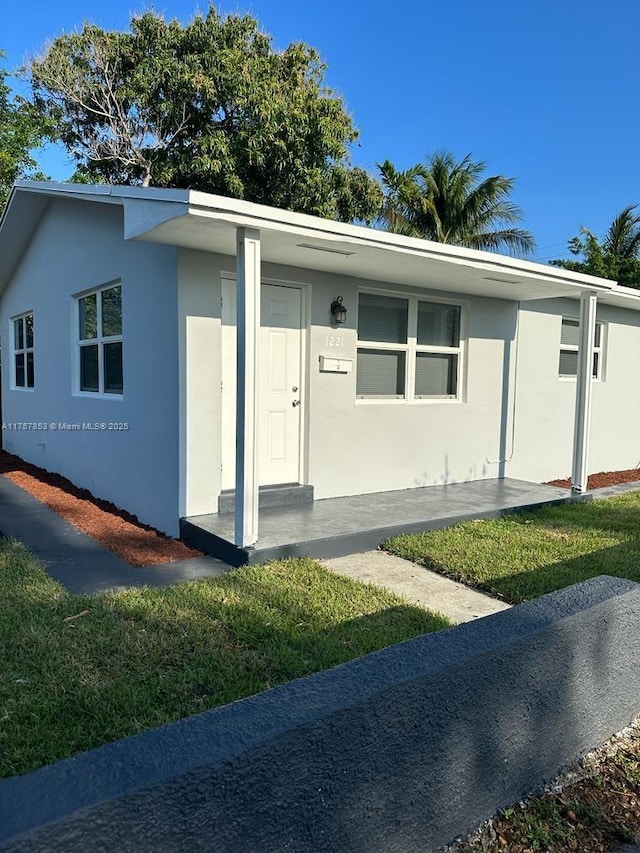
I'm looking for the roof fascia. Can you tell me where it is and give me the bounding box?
[178,203,613,296]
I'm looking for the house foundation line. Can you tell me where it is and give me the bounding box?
[571,291,597,493]
[235,227,261,547]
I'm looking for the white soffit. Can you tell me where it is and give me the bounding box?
[136,208,613,303]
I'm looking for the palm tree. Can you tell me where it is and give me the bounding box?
[602,204,640,259]
[550,205,640,287]
[377,150,536,257]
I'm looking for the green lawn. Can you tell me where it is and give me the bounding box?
[384,491,640,604]
[0,540,450,779]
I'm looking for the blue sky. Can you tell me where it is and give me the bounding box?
[3,0,639,261]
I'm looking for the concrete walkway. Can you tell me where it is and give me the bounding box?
[4,468,640,599]
[321,479,640,623]
[0,476,229,595]
[323,550,510,623]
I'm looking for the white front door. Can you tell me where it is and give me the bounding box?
[259,284,302,485]
[221,281,303,489]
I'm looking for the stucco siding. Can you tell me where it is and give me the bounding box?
[178,250,520,513]
[508,298,640,483]
[590,303,640,473]
[177,249,225,517]
[1,198,180,535]
[303,271,516,500]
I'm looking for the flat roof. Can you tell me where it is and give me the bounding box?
[0,180,631,308]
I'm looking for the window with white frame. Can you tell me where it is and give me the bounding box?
[558,317,603,379]
[78,283,123,395]
[356,292,462,400]
[13,313,34,389]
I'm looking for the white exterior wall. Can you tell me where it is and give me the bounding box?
[178,249,520,515]
[304,271,517,498]
[508,298,640,483]
[1,198,180,535]
[177,249,224,517]
[9,204,640,538]
[590,304,640,472]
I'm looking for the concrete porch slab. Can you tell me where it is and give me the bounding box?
[181,478,571,566]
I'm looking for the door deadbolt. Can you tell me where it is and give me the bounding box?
[292,386,298,392]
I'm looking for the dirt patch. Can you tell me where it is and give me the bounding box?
[540,524,572,540]
[0,451,202,567]
[448,718,640,853]
[546,468,640,490]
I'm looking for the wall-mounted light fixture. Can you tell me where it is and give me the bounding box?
[330,295,347,324]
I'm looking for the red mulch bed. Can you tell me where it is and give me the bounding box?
[0,451,202,567]
[546,468,640,490]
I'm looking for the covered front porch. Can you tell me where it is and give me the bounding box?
[180,478,571,566]
[122,185,616,549]
[221,217,609,554]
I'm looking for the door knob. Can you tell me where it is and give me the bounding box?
[292,399,300,407]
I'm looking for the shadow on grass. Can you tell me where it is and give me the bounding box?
[386,493,640,604]
[492,497,640,601]
[480,541,639,603]
[520,497,640,536]
[0,545,451,779]
[3,544,635,853]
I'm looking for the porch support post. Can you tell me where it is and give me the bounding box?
[235,227,261,547]
[571,291,597,493]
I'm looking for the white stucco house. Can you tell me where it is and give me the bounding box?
[0,181,639,561]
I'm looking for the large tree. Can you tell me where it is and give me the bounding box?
[550,205,640,287]
[27,8,382,222]
[377,151,535,256]
[0,51,51,208]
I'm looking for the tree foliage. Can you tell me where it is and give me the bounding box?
[550,205,640,287]
[28,8,382,222]
[377,150,535,256]
[0,51,51,208]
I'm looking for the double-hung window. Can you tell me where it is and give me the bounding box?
[13,313,34,389]
[558,317,603,379]
[356,293,409,398]
[78,284,123,395]
[356,291,462,400]
[415,300,461,397]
